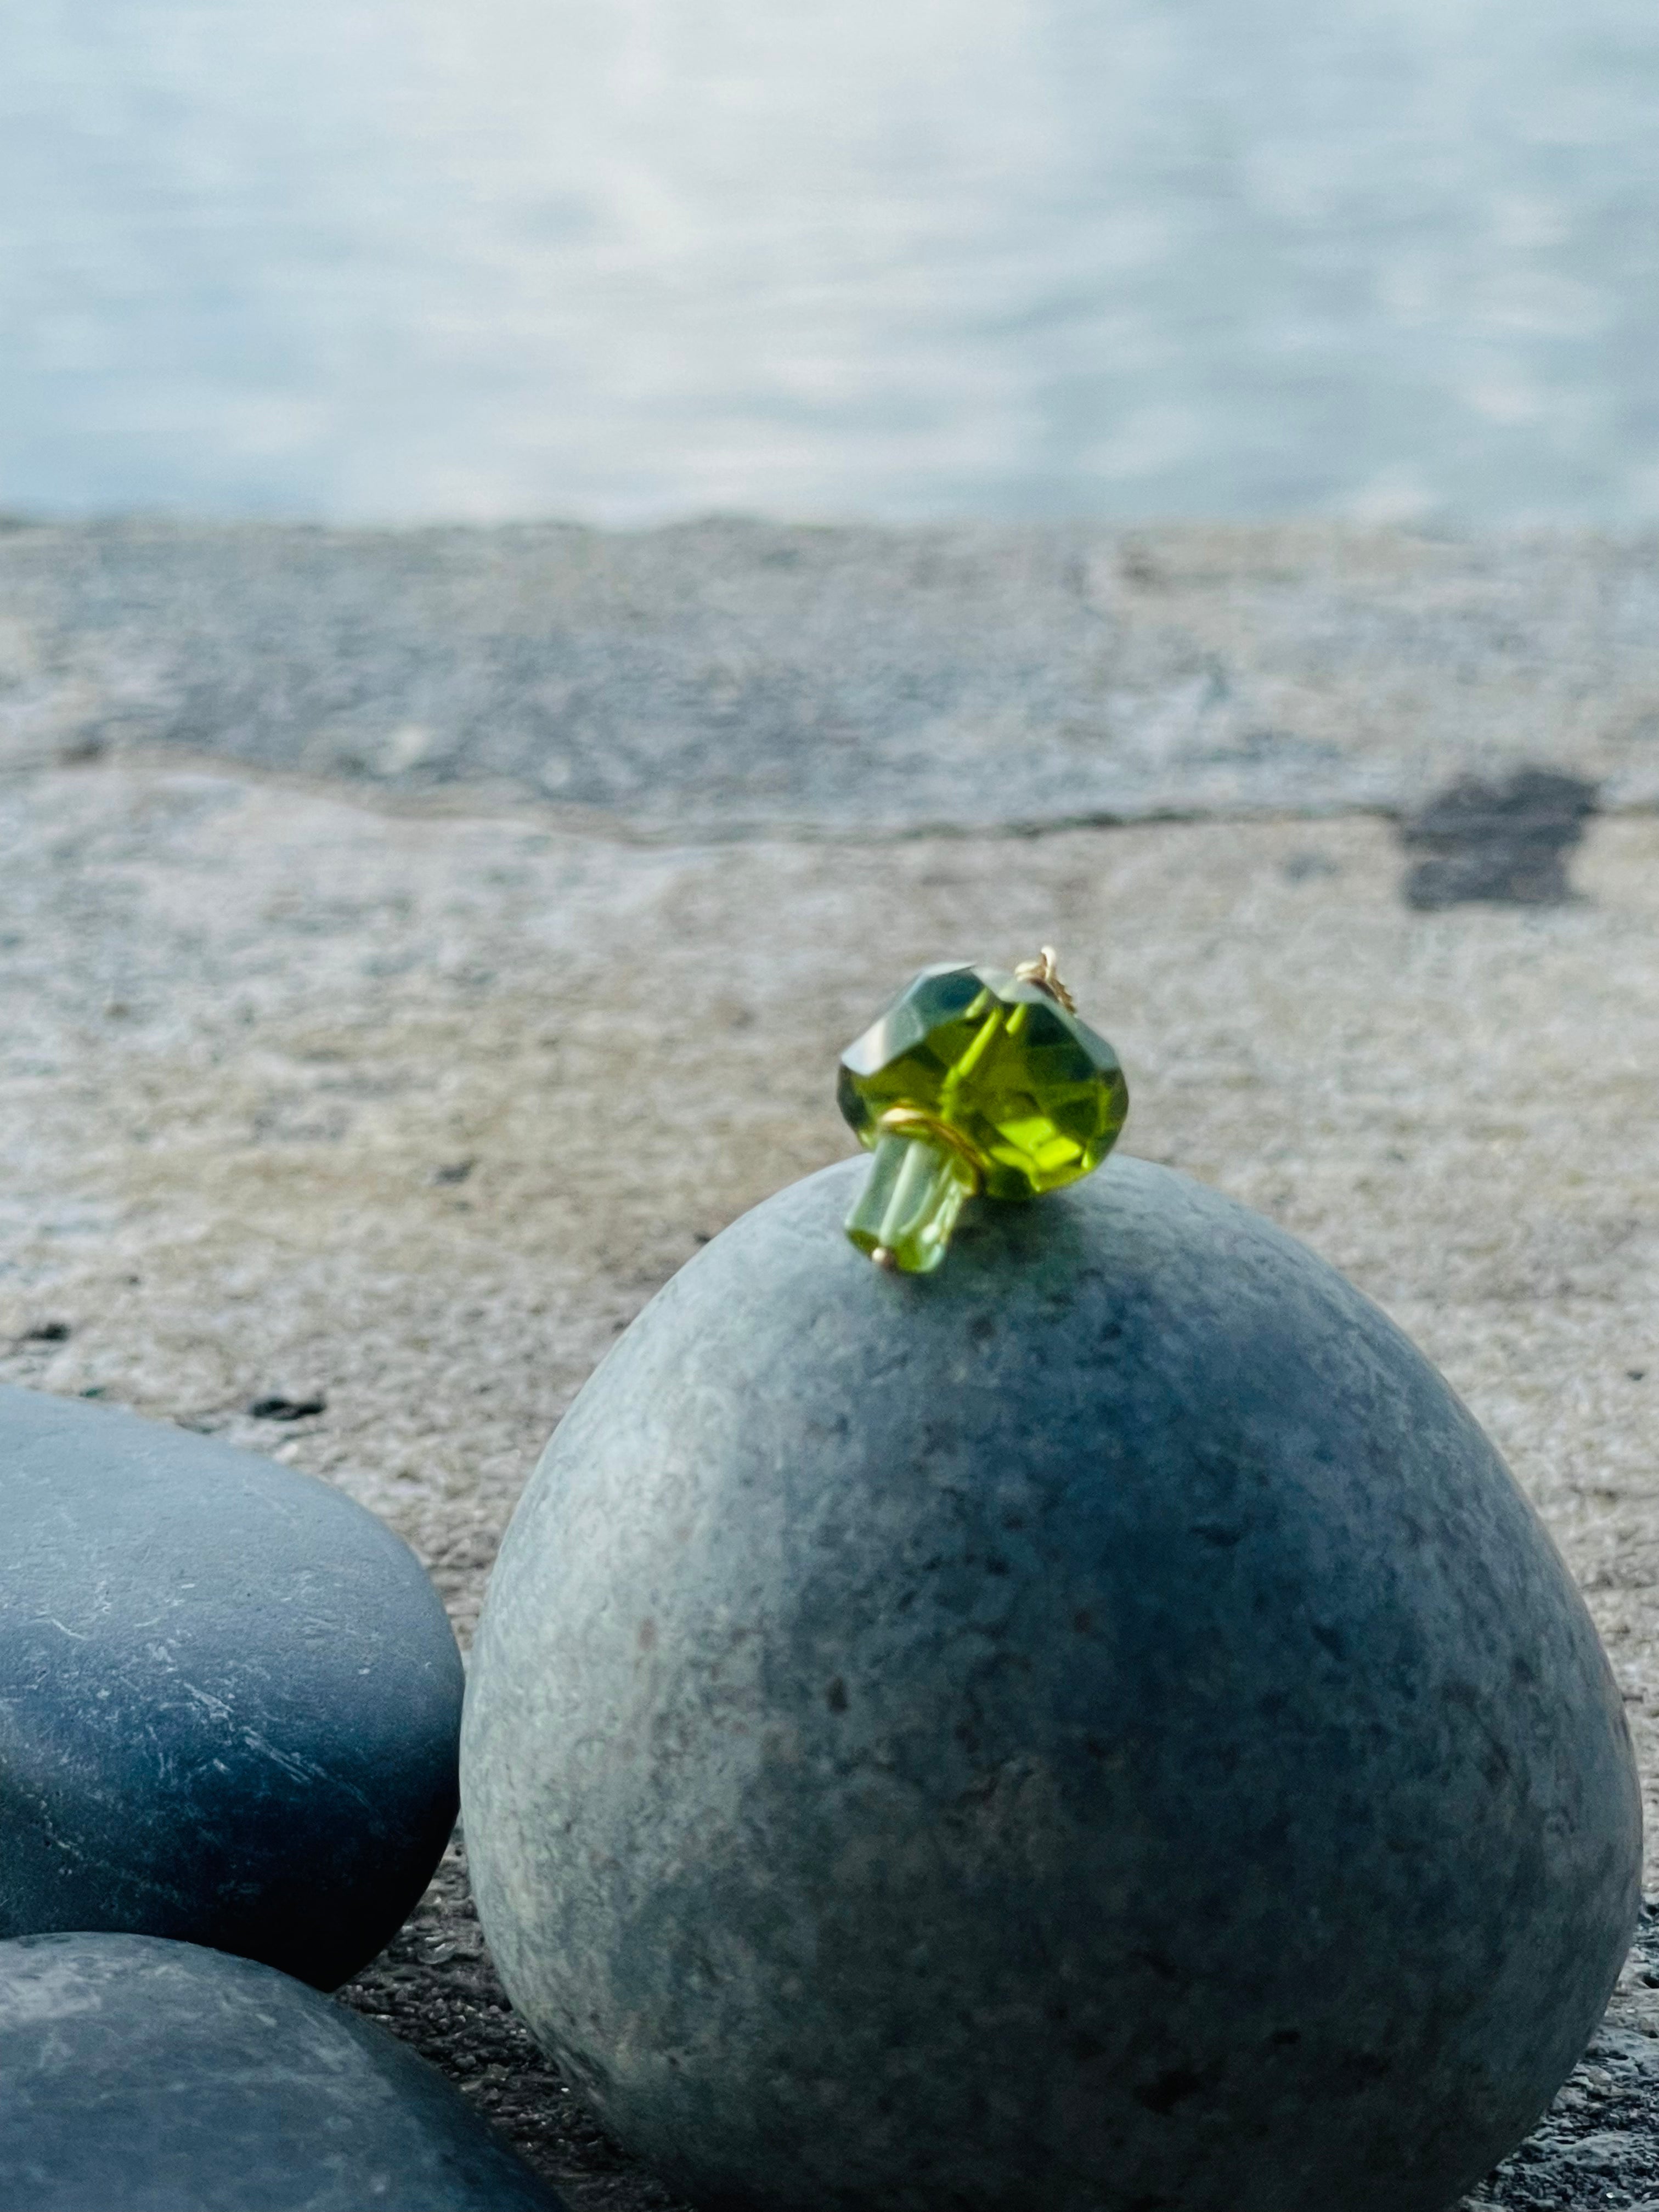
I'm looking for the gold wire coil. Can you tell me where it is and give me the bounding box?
[873,1106,986,1193]
[1013,945,1076,1011]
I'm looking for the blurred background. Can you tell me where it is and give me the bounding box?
[4,0,1657,527]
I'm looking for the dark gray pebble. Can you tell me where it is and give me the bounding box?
[464,1155,1641,2212]
[0,1931,565,2211]
[0,1386,462,1988]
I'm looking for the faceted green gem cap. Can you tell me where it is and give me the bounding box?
[838,950,1128,1273]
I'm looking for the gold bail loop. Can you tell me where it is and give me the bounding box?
[1013,945,1076,1013]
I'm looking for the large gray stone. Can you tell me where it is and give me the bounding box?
[0,1931,565,2210]
[0,1386,462,1989]
[461,1155,1642,2212]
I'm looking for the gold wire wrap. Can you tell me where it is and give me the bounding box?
[872,1106,986,1192]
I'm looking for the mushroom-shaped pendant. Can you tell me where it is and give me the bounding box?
[837,948,1128,1273]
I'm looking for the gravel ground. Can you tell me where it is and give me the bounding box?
[5,518,1659,2207]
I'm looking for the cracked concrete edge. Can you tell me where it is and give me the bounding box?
[2,518,1657,834]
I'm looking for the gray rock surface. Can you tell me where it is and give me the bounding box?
[4,518,1659,832]
[0,1930,564,2210]
[462,1154,1641,2212]
[0,1384,462,1989]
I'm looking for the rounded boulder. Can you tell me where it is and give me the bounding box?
[0,1386,462,1989]
[0,1930,563,2210]
[462,1155,1642,2212]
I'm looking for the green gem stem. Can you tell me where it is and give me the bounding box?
[843,1131,976,1275]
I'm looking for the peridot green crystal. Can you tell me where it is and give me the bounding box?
[838,962,1128,1272]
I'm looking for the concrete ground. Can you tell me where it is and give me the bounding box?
[3,520,1658,2206]
[5,517,1659,832]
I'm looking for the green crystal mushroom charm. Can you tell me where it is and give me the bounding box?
[838,948,1128,1274]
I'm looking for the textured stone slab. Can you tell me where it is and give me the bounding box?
[0,1931,564,2210]
[2,519,1658,831]
[463,1154,1640,2212]
[2,743,1658,2209]
[0,1384,463,1989]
